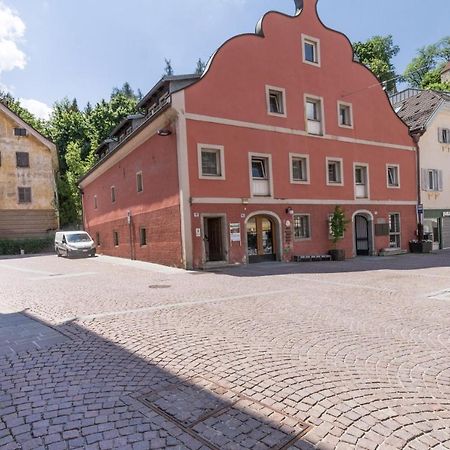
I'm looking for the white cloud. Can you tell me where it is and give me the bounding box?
[19,98,52,120]
[0,1,26,77]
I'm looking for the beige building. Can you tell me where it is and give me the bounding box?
[0,103,58,239]
[392,89,450,249]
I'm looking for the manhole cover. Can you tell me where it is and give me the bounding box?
[137,377,310,450]
[193,399,308,450]
[148,285,171,289]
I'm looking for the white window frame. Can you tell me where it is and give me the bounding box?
[293,213,311,240]
[197,144,226,180]
[136,171,143,193]
[302,34,321,67]
[388,213,401,249]
[353,162,370,199]
[304,94,325,136]
[111,186,116,203]
[326,157,344,186]
[248,152,273,198]
[386,164,400,189]
[422,168,443,192]
[438,128,450,144]
[265,85,287,117]
[337,101,353,129]
[289,153,310,184]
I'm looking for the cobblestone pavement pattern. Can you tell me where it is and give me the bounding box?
[0,253,450,449]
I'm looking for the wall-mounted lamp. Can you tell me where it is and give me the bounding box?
[285,207,294,215]
[157,128,172,136]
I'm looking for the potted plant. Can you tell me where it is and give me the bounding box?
[409,223,433,253]
[329,205,349,261]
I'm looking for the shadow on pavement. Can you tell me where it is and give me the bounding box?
[212,251,450,277]
[0,310,314,450]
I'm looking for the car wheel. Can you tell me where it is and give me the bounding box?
[56,248,61,257]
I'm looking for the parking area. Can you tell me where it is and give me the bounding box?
[1,253,450,449]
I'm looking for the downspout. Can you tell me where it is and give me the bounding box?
[411,131,424,241]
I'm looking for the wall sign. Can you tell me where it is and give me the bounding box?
[443,211,450,217]
[230,223,241,242]
[195,228,201,237]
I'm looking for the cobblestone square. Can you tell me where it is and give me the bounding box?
[1,253,450,449]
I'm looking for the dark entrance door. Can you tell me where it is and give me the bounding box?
[205,217,224,262]
[247,216,277,263]
[355,215,370,256]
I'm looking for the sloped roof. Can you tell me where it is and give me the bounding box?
[395,89,450,133]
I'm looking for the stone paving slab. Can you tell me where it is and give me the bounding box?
[0,312,68,356]
[1,253,450,449]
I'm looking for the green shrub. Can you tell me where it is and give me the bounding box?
[0,237,54,255]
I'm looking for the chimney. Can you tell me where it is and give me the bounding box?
[442,62,450,83]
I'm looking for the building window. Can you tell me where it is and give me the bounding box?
[94,195,98,209]
[387,165,400,188]
[16,152,29,168]
[327,158,343,185]
[96,232,101,246]
[140,228,147,246]
[111,186,116,203]
[338,102,353,128]
[438,128,450,144]
[14,128,27,137]
[266,86,286,116]
[305,97,323,135]
[198,145,225,179]
[294,214,311,240]
[18,187,31,203]
[389,213,401,248]
[113,231,119,247]
[250,155,271,197]
[136,171,143,192]
[354,164,368,198]
[422,169,442,192]
[302,35,320,66]
[290,154,309,183]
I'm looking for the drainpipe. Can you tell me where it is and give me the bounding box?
[127,210,134,260]
[411,131,424,241]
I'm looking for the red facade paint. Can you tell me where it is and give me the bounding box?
[81,0,417,269]
[82,132,183,267]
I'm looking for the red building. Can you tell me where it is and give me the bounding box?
[79,0,417,269]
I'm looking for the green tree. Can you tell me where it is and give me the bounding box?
[403,37,450,90]
[195,58,206,75]
[0,91,48,135]
[353,35,400,93]
[329,206,349,248]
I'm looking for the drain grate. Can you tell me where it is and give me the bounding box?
[148,285,171,289]
[136,376,310,450]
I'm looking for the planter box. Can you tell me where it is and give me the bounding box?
[329,249,345,261]
[409,241,433,253]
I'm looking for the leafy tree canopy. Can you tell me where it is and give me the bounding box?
[403,37,450,90]
[353,35,400,93]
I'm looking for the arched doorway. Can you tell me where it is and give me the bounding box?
[246,215,278,263]
[354,213,372,256]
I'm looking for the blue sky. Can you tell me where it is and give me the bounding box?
[1,0,449,118]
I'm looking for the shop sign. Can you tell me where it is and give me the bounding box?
[442,211,450,217]
[230,223,241,242]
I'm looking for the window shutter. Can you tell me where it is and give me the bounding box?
[438,128,444,143]
[438,170,444,192]
[421,169,428,191]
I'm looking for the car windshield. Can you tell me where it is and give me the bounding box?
[66,233,91,243]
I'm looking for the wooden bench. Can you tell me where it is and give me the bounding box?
[293,254,332,262]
